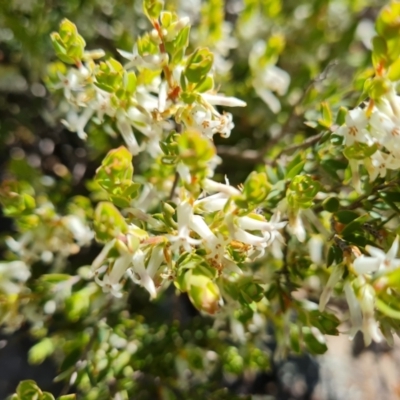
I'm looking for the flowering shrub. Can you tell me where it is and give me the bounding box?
[3,0,400,398]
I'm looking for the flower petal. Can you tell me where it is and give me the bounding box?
[387,236,399,260]
[353,256,381,274]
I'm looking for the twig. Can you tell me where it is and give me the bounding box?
[169,172,179,200]
[344,180,400,210]
[279,132,324,155]
[216,146,262,164]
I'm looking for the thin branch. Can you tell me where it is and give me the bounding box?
[344,180,400,210]
[169,172,179,200]
[279,132,324,155]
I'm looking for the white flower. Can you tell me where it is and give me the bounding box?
[249,41,290,114]
[129,248,164,299]
[62,107,94,140]
[95,254,131,298]
[116,115,143,155]
[308,235,324,265]
[63,215,93,247]
[201,93,246,108]
[319,264,343,312]
[344,281,363,340]
[253,65,290,114]
[176,162,191,185]
[359,284,382,345]
[353,236,400,274]
[118,45,168,71]
[216,112,234,138]
[287,212,306,243]
[336,107,371,146]
[0,261,30,294]
[167,201,201,253]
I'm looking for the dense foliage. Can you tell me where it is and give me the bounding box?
[2,0,400,398]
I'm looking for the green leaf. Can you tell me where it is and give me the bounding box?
[290,324,301,353]
[327,245,342,267]
[343,142,378,160]
[178,130,215,166]
[376,298,400,319]
[287,175,320,209]
[318,102,333,128]
[188,275,220,314]
[286,160,306,179]
[16,380,41,399]
[95,146,140,207]
[28,338,55,365]
[302,327,327,354]
[309,310,340,335]
[60,347,82,372]
[94,202,128,242]
[65,288,92,322]
[388,57,400,81]
[323,197,340,212]
[41,393,55,400]
[335,210,359,224]
[184,48,214,83]
[372,35,388,69]
[143,0,164,20]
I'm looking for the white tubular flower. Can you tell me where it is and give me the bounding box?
[364,150,391,181]
[201,93,247,108]
[62,107,94,140]
[359,284,382,345]
[319,264,343,312]
[129,248,163,299]
[94,91,115,122]
[216,112,234,138]
[63,215,93,247]
[118,45,168,71]
[237,215,287,233]
[92,239,116,272]
[96,254,132,298]
[287,212,306,243]
[55,69,84,100]
[353,236,400,274]
[308,235,324,265]
[336,107,371,146]
[176,162,191,185]
[203,179,241,196]
[237,215,286,247]
[344,281,363,340]
[253,65,290,114]
[116,116,143,155]
[188,106,219,139]
[167,201,201,253]
[195,192,229,213]
[0,261,31,295]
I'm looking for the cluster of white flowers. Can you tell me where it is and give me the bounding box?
[337,88,400,182]
[320,236,400,345]
[91,179,286,299]
[249,41,290,114]
[5,204,93,271]
[53,16,246,160]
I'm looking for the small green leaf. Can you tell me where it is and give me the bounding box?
[323,197,340,212]
[376,298,400,319]
[302,327,327,354]
[143,0,164,20]
[29,338,55,365]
